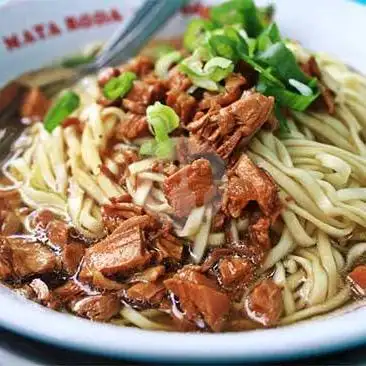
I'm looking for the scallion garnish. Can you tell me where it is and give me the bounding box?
[155,51,183,79]
[44,91,80,133]
[103,71,136,101]
[183,18,214,52]
[179,55,233,91]
[147,102,179,140]
[140,102,179,159]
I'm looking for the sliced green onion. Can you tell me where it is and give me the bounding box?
[183,19,215,52]
[179,54,204,77]
[140,102,179,160]
[180,55,233,91]
[203,57,234,82]
[44,91,80,133]
[146,102,179,142]
[103,71,136,101]
[190,77,219,91]
[155,51,182,79]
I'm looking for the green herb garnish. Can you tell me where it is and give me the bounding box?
[103,71,136,101]
[257,73,319,111]
[44,91,80,133]
[178,0,320,120]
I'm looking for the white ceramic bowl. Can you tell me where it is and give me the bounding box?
[1,0,366,362]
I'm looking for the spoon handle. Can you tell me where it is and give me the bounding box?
[86,0,189,71]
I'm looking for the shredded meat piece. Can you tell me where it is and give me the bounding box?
[249,215,271,251]
[130,265,165,283]
[53,280,86,305]
[80,216,152,280]
[185,135,215,157]
[164,266,230,332]
[218,257,254,287]
[348,265,366,296]
[203,243,265,274]
[0,239,12,280]
[102,201,144,233]
[163,158,216,217]
[301,56,335,115]
[21,87,50,120]
[119,56,154,77]
[301,56,321,78]
[223,154,281,219]
[122,78,166,114]
[318,83,336,115]
[125,281,166,306]
[34,210,55,228]
[0,211,21,236]
[115,113,150,141]
[46,220,69,249]
[199,73,247,110]
[211,211,226,232]
[4,238,58,279]
[62,117,82,130]
[166,68,192,91]
[92,271,124,291]
[247,279,283,327]
[187,93,274,159]
[202,246,260,296]
[166,89,197,125]
[62,242,85,275]
[155,232,183,261]
[72,294,121,321]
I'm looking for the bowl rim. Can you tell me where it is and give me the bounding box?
[1,0,366,362]
[0,285,365,363]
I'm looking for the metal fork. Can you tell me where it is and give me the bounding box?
[0,0,187,165]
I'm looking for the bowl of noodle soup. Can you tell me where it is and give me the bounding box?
[1,0,366,362]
